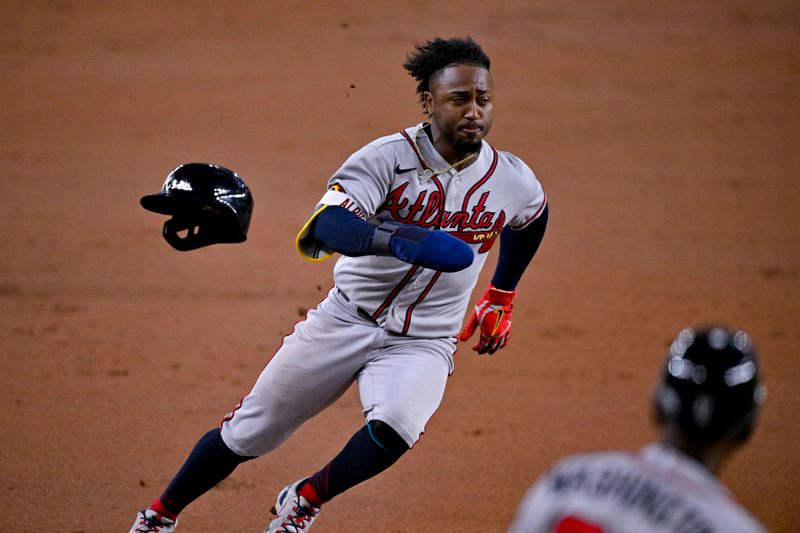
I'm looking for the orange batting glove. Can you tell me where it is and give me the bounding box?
[458,283,515,355]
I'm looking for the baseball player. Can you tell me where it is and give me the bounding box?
[507,325,768,533]
[130,36,548,532]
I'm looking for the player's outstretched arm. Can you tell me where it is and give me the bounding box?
[311,206,474,272]
[458,204,549,354]
[308,206,376,257]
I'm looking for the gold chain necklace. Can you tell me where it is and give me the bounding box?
[411,124,477,180]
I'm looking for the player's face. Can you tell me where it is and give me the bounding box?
[425,64,494,159]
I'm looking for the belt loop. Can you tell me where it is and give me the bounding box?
[337,287,378,325]
[336,287,351,302]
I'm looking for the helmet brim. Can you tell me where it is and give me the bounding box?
[141,193,225,217]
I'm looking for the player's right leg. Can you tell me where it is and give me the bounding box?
[130,290,377,531]
[219,291,377,457]
[129,427,251,532]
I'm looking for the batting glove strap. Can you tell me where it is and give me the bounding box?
[484,285,516,306]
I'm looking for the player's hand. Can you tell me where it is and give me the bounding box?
[458,284,515,354]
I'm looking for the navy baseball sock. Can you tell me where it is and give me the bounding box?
[153,428,254,517]
[299,421,409,506]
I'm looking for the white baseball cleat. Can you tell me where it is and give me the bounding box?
[265,478,321,533]
[129,509,177,533]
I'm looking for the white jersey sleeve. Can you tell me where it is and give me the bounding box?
[295,141,394,261]
[325,144,394,219]
[508,444,766,533]
[500,152,547,230]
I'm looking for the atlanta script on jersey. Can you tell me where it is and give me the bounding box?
[296,122,546,338]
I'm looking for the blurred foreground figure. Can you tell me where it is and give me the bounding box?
[508,325,767,533]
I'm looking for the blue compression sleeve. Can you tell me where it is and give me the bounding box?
[491,203,549,291]
[310,206,375,256]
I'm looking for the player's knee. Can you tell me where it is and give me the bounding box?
[220,420,291,458]
[208,428,256,463]
[368,420,411,454]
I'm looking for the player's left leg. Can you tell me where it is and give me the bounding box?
[267,419,409,532]
[295,419,410,506]
[265,333,453,531]
[295,334,454,505]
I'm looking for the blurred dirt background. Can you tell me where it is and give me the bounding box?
[1,1,798,531]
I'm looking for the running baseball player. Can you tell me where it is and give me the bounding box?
[508,325,767,533]
[130,36,548,532]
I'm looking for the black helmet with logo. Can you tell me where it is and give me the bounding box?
[141,163,254,251]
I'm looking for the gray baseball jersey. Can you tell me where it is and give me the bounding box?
[297,122,546,338]
[508,443,766,533]
[220,123,545,455]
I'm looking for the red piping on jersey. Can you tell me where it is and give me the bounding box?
[399,129,431,170]
[513,192,548,230]
[219,285,334,428]
[401,271,442,335]
[371,265,420,320]
[401,127,446,229]
[460,145,498,221]
[401,128,498,232]
[429,175,446,229]
[219,395,246,429]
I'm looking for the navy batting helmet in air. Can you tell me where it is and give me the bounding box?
[654,325,766,441]
[141,163,254,251]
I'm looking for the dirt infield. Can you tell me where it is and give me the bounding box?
[2,1,798,531]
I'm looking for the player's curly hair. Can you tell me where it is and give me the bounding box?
[403,37,491,110]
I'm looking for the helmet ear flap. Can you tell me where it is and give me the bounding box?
[162,216,218,251]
